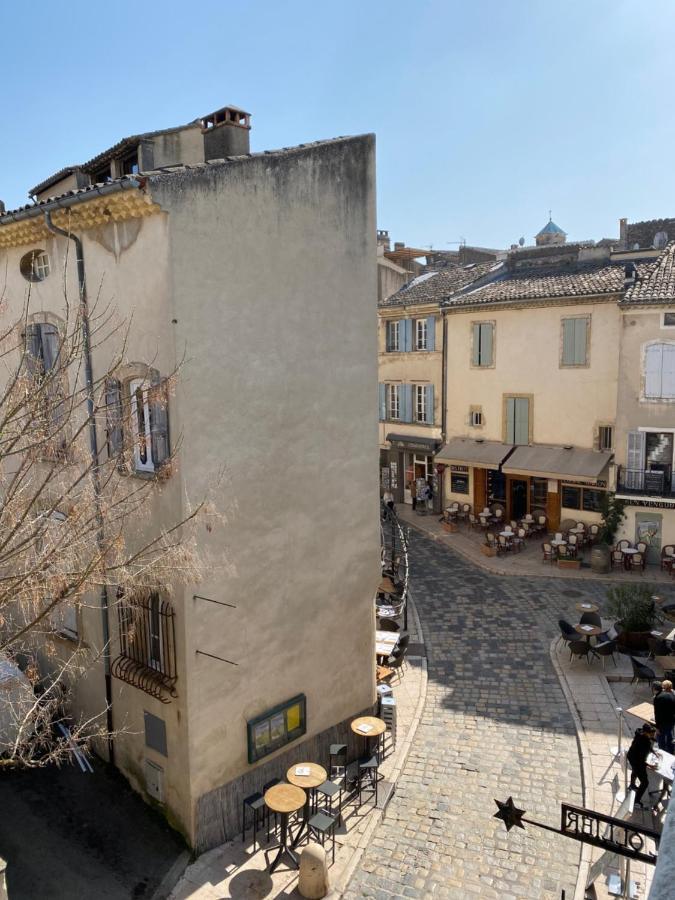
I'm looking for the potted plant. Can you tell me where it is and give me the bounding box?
[590,493,626,574]
[606,583,657,651]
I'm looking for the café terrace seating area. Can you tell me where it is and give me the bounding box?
[434,500,675,579]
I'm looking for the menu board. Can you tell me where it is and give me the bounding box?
[247,694,307,763]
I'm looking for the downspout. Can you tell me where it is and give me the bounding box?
[44,211,115,766]
[439,309,448,508]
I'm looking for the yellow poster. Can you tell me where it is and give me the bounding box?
[286,703,300,732]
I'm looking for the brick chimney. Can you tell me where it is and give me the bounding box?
[200,105,251,160]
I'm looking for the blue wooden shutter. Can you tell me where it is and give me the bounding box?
[379,383,386,420]
[426,316,436,351]
[506,397,515,442]
[514,398,529,444]
[425,384,434,424]
[401,384,413,422]
[481,323,494,366]
[472,323,481,366]
[645,344,663,397]
[149,372,170,466]
[403,319,413,352]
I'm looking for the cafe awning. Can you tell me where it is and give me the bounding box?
[502,445,613,484]
[434,437,514,469]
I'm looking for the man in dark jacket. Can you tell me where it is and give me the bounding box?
[627,724,657,807]
[654,679,675,753]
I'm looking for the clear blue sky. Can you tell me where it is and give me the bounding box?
[1,1,673,249]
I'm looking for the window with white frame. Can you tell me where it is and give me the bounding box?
[387,383,400,420]
[106,372,170,475]
[415,319,427,351]
[385,320,400,352]
[415,385,427,423]
[644,343,675,399]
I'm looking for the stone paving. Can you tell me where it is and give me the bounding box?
[343,532,675,900]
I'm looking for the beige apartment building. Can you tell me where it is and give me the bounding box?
[0,105,379,849]
[379,217,675,548]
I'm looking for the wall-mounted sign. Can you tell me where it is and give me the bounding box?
[562,479,608,489]
[247,694,306,764]
[620,498,675,509]
[560,804,659,865]
[450,465,469,473]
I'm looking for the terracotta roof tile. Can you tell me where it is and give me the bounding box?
[622,242,675,305]
[379,261,500,308]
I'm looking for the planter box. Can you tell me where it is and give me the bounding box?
[558,559,581,570]
[481,545,497,557]
[442,522,458,534]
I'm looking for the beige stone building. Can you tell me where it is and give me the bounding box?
[0,105,379,849]
[379,218,675,546]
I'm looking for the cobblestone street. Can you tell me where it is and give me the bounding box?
[345,532,612,900]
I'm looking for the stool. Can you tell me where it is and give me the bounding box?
[263,778,282,837]
[315,778,343,825]
[242,791,265,849]
[329,743,347,781]
[308,811,338,865]
[380,696,397,757]
[358,755,379,808]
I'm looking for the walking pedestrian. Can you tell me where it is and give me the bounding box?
[408,479,417,511]
[627,723,657,807]
[383,488,394,511]
[654,679,675,753]
[424,479,433,512]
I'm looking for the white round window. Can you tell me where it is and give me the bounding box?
[20,249,50,283]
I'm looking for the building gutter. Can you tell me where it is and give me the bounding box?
[0,177,142,228]
[43,211,116,766]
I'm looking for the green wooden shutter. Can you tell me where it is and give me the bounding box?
[481,323,494,366]
[562,319,575,365]
[514,398,529,444]
[506,397,515,443]
[472,323,481,366]
[573,318,587,365]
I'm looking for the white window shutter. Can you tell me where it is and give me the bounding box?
[645,344,663,398]
[662,345,675,399]
[626,430,646,490]
[506,398,515,443]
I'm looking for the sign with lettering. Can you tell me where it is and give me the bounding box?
[560,804,659,865]
[562,479,608,489]
[621,498,675,509]
[644,471,665,494]
[450,465,468,473]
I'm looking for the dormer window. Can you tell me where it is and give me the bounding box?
[90,166,111,185]
[121,149,139,175]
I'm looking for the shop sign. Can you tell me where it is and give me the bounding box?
[450,465,469,473]
[562,479,608,489]
[620,497,675,509]
[560,804,658,865]
[389,440,437,453]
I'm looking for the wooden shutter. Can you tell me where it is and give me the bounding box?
[481,323,493,366]
[149,373,170,467]
[106,377,125,456]
[379,383,386,420]
[401,384,413,423]
[626,430,646,490]
[662,345,675,398]
[403,319,413,352]
[24,323,42,377]
[40,324,61,373]
[645,344,663,398]
[574,318,588,365]
[472,324,481,366]
[426,316,436,351]
[562,319,575,365]
[506,397,515,443]
[385,321,394,352]
[514,398,529,445]
[425,384,434,425]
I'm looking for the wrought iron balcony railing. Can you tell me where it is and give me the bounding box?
[616,466,675,499]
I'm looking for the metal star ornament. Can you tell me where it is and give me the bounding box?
[494,797,526,832]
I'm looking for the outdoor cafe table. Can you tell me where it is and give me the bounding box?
[574,623,603,643]
[375,630,399,658]
[551,539,567,548]
[648,748,675,806]
[264,783,306,873]
[621,547,639,570]
[655,656,675,675]
[576,601,599,614]
[626,701,656,725]
[351,716,386,759]
[286,762,327,849]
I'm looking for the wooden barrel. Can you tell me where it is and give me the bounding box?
[590,544,611,574]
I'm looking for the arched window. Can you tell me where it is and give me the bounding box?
[105,368,170,475]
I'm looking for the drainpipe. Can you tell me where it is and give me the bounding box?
[439,309,448,507]
[43,211,115,766]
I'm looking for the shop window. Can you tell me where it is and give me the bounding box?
[450,473,469,494]
[582,489,604,512]
[487,469,506,501]
[561,485,582,509]
[530,478,548,508]
[561,485,605,512]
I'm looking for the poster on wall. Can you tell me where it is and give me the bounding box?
[635,514,662,563]
[381,467,390,490]
[390,461,398,489]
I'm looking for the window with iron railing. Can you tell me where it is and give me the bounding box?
[112,591,177,702]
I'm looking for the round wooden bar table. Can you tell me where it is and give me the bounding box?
[264,783,305,873]
[574,623,603,645]
[286,762,327,848]
[576,601,599,614]
[351,715,386,760]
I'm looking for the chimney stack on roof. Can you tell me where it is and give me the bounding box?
[200,105,252,160]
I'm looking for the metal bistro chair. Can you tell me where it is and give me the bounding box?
[595,639,618,670]
[542,541,556,564]
[242,790,266,849]
[567,533,579,559]
[569,640,597,665]
[588,523,600,544]
[485,532,498,553]
[479,515,490,533]
[460,503,472,522]
[307,810,338,864]
[661,545,675,571]
[616,539,631,552]
[498,533,511,555]
[630,656,656,687]
[610,549,624,570]
[557,619,577,649]
[467,513,480,532]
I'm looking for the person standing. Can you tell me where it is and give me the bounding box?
[654,679,675,753]
[627,724,657,807]
[425,479,434,512]
[382,488,394,511]
[408,479,417,511]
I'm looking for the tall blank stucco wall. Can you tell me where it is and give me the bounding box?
[151,136,379,842]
